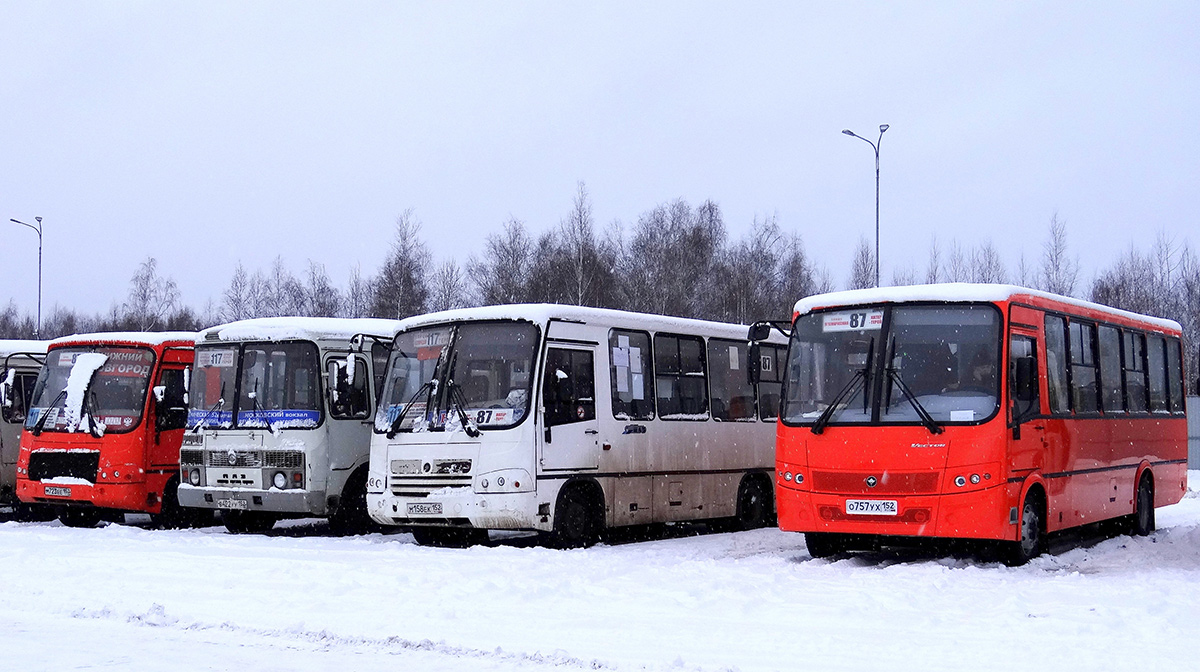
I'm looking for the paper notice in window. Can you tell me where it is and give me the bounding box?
[629,347,642,373]
[729,345,740,370]
[618,335,630,349]
[631,373,644,399]
[612,347,629,368]
[616,366,630,393]
[950,410,975,422]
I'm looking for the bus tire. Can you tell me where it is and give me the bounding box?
[151,477,190,529]
[1004,489,1045,566]
[58,507,102,529]
[223,510,277,534]
[1132,472,1155,537]
[549,484,602,549]
[329,467,376,536]
[734,475,775,531]
[411,526,488,547]
[805,532,846,558]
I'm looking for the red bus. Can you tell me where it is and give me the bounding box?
[753,284,1189,564]
[16,332,201,528]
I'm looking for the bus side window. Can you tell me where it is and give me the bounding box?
[1166,337,1184,414]
[609,329,654,421]
[329,359,370,419]
[1044,315,1069,415]
[1122,331,1148,413]
[654,334,708,420]
[1147,335,1168,413]
[757,344,784,421]
[543,348,595,427]
[707,339,755,422]
[1097,325,1123,413]
[2,372,37,423]
[155,369,190,431]
[1068,321,1100,413]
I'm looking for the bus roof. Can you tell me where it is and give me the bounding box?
[199,317,403,344]
[393,303,776,341]
[794,283,1182,332]
[50,332,198,349]
[0,339,49,357]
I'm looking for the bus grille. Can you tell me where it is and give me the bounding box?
[180,449,204,466]
[811,470,940,495]
[389,475,472,497]
[207,450,264,468]
[263,451,304,469]
[28,451,100,483]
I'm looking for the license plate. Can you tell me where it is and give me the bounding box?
[845,499,898,515]
[216,498,249,510]
[44,486,71,497]
[406,502,442,516]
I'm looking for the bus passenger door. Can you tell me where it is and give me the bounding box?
[1009,333,1046,475]
[539,346,600,472]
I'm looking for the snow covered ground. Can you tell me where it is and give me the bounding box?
[3,476,1200,672]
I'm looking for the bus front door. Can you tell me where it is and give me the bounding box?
[539,346,599,472]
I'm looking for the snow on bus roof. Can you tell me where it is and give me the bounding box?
[794,283,1182,331]
[392,303,775,341]
[0,339,49,356]
[49,331,198,348]
[200,317,404,343]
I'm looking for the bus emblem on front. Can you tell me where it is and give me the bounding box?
[865,476,878,488]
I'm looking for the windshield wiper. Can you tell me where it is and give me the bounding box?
[811,337,875,435]
[84,390,104,438]
[883,337,943,435]
[31,389,68,436]
[247,378,278,435]
[191,382,226,433]
[447,380,481,438]
[386,380,434,439]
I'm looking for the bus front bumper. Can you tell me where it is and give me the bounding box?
[17,477,154,513]
[177,484,326,515]
[367,489,544,531]
[776,481,1017,541]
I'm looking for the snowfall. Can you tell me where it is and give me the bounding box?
[4,478,1200,672]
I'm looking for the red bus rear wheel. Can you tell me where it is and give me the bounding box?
[1132,473,1155,536]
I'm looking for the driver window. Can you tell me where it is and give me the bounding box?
[543,348,595,427]
[1009,335,1039,421]
[155,368,189,431]
[328,358,370,419]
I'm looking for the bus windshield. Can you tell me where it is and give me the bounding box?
[26,346,156,434]
[783,304,1001,427]
[376,321,539,433]
[188,342,322,430]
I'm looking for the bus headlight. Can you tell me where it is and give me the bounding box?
[188,468,201,486]
[273,471,287,489]
[954,476,967,487]
[783,471,793,481]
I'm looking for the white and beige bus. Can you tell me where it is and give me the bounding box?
[178,317,400,533]
[1,340,48,518]
[366,304,787,547]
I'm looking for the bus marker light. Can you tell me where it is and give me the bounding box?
[481,479,489,488]
[796,473,804,484]
[954,476,966,487]
[970,474,981,484]
[292,472,302,483]
[497,477,505,487]
[783,472,793,481]
[513,481,520,488]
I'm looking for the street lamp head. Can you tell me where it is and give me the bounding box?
[879,124,889,133]
[842,129,855,136]
[35,216,42,224]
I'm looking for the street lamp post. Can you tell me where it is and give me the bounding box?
[842,124,889,287]
[10,217,43,338]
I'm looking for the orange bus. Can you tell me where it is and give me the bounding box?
[16,332,201,528]
[753,284,1189,564]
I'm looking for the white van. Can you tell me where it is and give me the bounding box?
[177,317,400,533]
[366,304,787,547]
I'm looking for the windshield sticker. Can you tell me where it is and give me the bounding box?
[823,310,884,332]
[187,409,233,426]
[199,350,236,368]
[236,409,320,426]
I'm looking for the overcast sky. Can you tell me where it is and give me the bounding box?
[2,2,1198,316]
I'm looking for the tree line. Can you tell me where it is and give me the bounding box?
[2,183,1198,386]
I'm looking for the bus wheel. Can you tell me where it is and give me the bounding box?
[14,503,56,522]
[151,477,190,529]
[734,476,774,531]
[58,507,102,529]
[411,527,489,547]
[329,467,377,536]
[549,485,602,549]
[1004,490,1045,566]
[804,532,846,559]
[1132,472,1155,537]
[223,510,277,534]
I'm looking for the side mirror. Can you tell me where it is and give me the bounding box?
[747,323,772,342]
[1013,357,1037,403]
[747,343,762,385]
